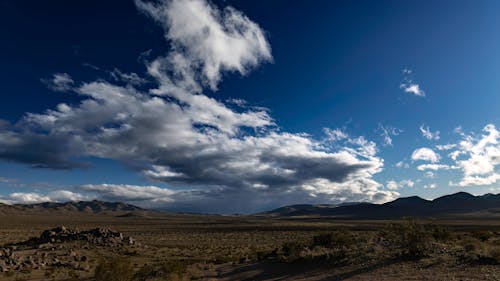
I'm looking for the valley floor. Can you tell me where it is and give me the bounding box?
[0,211,500,280]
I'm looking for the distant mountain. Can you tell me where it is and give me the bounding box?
[0,200,143,214]
[258,192,500,218]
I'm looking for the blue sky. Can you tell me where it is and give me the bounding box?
[0,0,499,213]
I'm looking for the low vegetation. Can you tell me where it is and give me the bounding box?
[1,213,500,280]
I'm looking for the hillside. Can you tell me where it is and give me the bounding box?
[0,200,143,214]
[259,192,500,218]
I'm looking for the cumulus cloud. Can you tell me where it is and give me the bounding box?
[0,190,87,204]
[449,124,500,186]
[413,124,500,187]
[419,124,440,141]
[386,179,414,190]
[135,0,272,90]
[41,73,74,92]
[0,0,396,213]
[411,147,440,163]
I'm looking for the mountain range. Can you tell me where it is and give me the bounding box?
[259,192,500,218]
[2,192,500,218]
[0,200,143,214]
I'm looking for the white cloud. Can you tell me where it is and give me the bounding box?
[401,83,425,97]
[423,183,437,189]
[419,124,500,187]
[0,0,396,213]
[419,124,440,141]
[386,179,414,190]
[41,73,74,92]
[1,193,51,204]
[386,180,399,190]
[400,68,425,97]
[79,184,175,206]
[0,190,89,205]
[323,128,348,142]
[376,124,402,146]
[394,161,409,169]
[424,171,434,178]
[417,164,455,171]
[436,143,456,151]
[448,124,500,186]
[109,68,147,85]
[411,147,440,163]
[135,0,272,90]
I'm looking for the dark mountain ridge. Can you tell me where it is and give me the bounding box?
[260,192,500,218]
[0,200,143,214]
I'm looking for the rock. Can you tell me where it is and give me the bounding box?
[0,226,139,272]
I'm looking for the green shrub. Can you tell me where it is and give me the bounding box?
[312,230,355,249]
[94,257,134,281]
[281,241,305,257]
[485,245,500,263]
[159,260,188,275]
[471,230,493,242]
[133,260,188,281]
[382,219,431,258]
[133,264,156,281]
[431,225,453,241]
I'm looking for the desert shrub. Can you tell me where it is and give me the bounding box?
[159,260,188,275]
[312,230,355,249]
[485,245,500,263]
[133,264,156,281]
[281,241,305,257]
[464,242,479,252]
[214,255,237,264]
[471,230,494,242]
[381,219,431,258]
[95,257,134,281]
[133,261,188,281]
[248,249,274,261]
[431,225,453,241]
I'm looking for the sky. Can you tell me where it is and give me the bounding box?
[0,0,499,213]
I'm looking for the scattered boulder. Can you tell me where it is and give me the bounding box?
[0,226,139,273]
[22,226,138,247]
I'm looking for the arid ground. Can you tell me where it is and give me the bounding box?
[1,210,500,280]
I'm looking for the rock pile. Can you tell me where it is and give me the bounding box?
[0,226,138,273]
[31,226,137,247]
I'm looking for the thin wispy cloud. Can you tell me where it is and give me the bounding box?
[109,68,148,86]
[419,124,440,141]
[400,68,425,97]
[394,161,409,169]
[376,124,402,146]
[41,73,74,92]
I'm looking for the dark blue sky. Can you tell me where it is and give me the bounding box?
[0,0,499,212]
